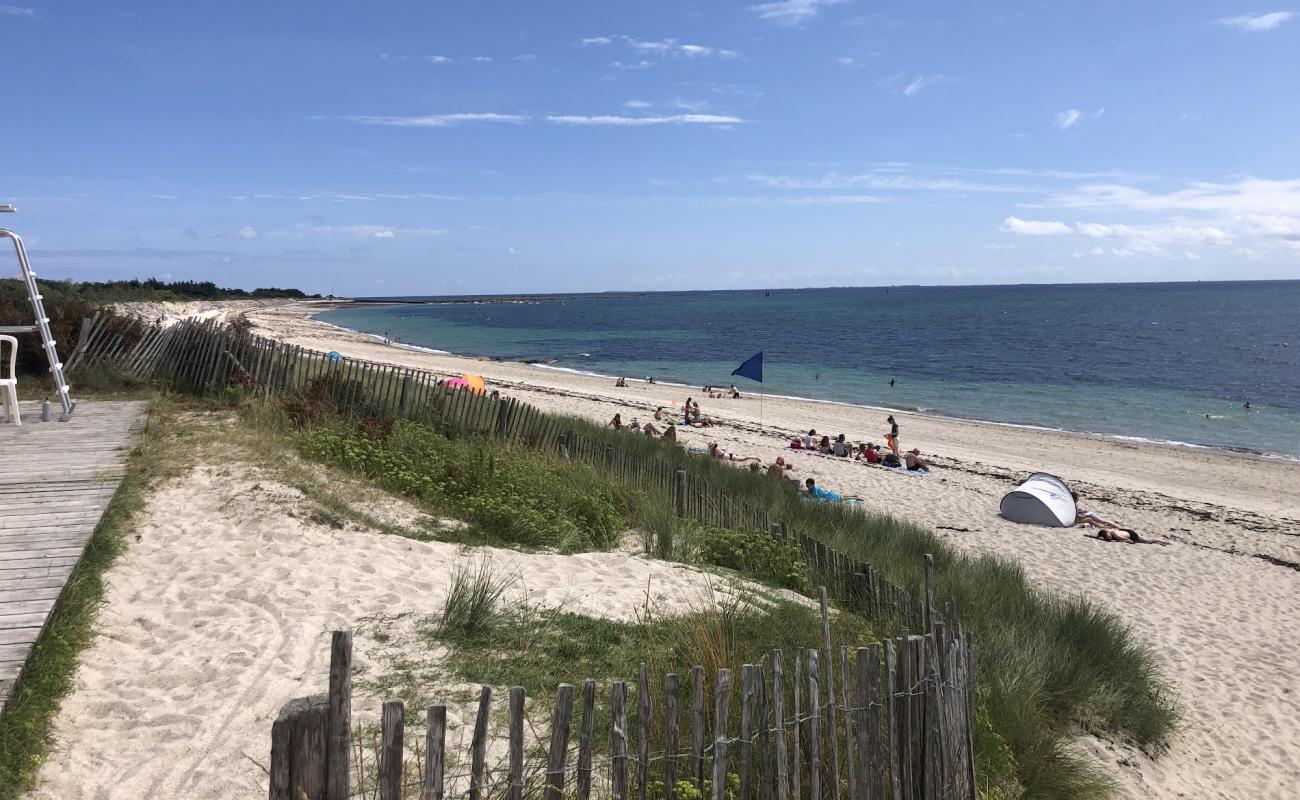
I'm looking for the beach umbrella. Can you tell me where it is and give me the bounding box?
[326,351,342,362]
[444,377,470,389]
[464,374,486,394]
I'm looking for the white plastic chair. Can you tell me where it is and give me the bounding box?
[0,335,19,426]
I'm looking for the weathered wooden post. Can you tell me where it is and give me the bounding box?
[326,631,351,800]
[675,469,687,518]
[399,375,412,417]
[712,669,733,800]
[923,554,936,635]
[269,696,328,800]
[546,684,575,800]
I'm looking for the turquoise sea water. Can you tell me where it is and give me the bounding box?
[316,282,1300,459]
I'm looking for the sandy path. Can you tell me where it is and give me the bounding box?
[230,301,1300,800]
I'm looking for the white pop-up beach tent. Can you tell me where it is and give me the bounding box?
[999,472,1077,527]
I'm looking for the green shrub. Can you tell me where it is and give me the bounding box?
[698,528,807,590]
[298,420,623,552]
[436,560,511,642]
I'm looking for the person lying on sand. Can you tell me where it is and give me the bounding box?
[642,422,661,436]
[707,442,760,463]
[905,449,932,471]
[1070,492,1126,529]
[803,478,863,503]
[1089,528,1170,546]
[609,413,624,431]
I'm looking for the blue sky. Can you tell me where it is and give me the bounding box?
[4,1,1299,295]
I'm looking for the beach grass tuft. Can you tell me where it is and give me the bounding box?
[435,560,513,642]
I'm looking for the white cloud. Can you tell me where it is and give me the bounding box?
[715,194,885,206]
[546,114,744,126]
[1073,221,1231,246]
[336,225,448,239]
[610,60,655,70]
[750,0,848,25]
[589,36,739,60]
[836,57,856,66]
[671,98,710,111]
[1054,109,1081,130]
[746,171,1036,193]
[1046,178,1300,215]
[1054,107,1104,130]
[236,226,258,240]
[340,113,528,127]
[624,100,652,109]
[1215,11,1292,31]
[472,56,494,63]
[425,55,451,64]
[514,54,538,62]
[0,5,36,16]
[902,74,944,97]
[1001,216,1072,235]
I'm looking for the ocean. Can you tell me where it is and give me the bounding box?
[315,282,1300,459]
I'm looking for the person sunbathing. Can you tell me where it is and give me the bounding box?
[642,422,661,436]
[767,456,794,479]
[1089,528,1170,546]
[803,478,863,503]
[707,442,759,463]
[1070,492,1125,529]
[662,423,677,442]
[615,377,628,387]
[609,413,624,431]
[905,449,931,471]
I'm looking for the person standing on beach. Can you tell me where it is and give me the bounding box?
[886,415,900,459]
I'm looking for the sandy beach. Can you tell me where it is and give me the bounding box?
[244,302,1300,799]
[25,300,1300,799]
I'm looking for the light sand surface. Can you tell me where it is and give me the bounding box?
[29,459,777,799]
[25,301,1300,799]
[235,301,1300,799]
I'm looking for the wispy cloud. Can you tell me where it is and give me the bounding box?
[746,171,1036,193]
[1054,109,1081,129]
[1001,216,1072,235]
[1054,107,1104,130]
[0,5,36,16]
[714,194,884,206]
[750,0,849,26]
[335,113,528,127]
[425,55,451,64]
[1214,11,1292,31]
[610,60,655,70]
[334,225,448,239]
[1002,216,1232,255]
[902,74,944,96]
[582,35,738,60]
[624,100,652,109]
[546,114,744,126]
[472,56,494,63]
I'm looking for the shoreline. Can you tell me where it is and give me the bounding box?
[308,303,1297,465]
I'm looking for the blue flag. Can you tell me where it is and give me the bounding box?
[731,352,763,383]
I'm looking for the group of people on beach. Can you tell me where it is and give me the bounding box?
[787,415,931,472]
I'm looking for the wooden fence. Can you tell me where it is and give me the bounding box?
[274,587,975,800]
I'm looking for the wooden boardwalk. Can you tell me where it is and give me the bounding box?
[0,400,146,712]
